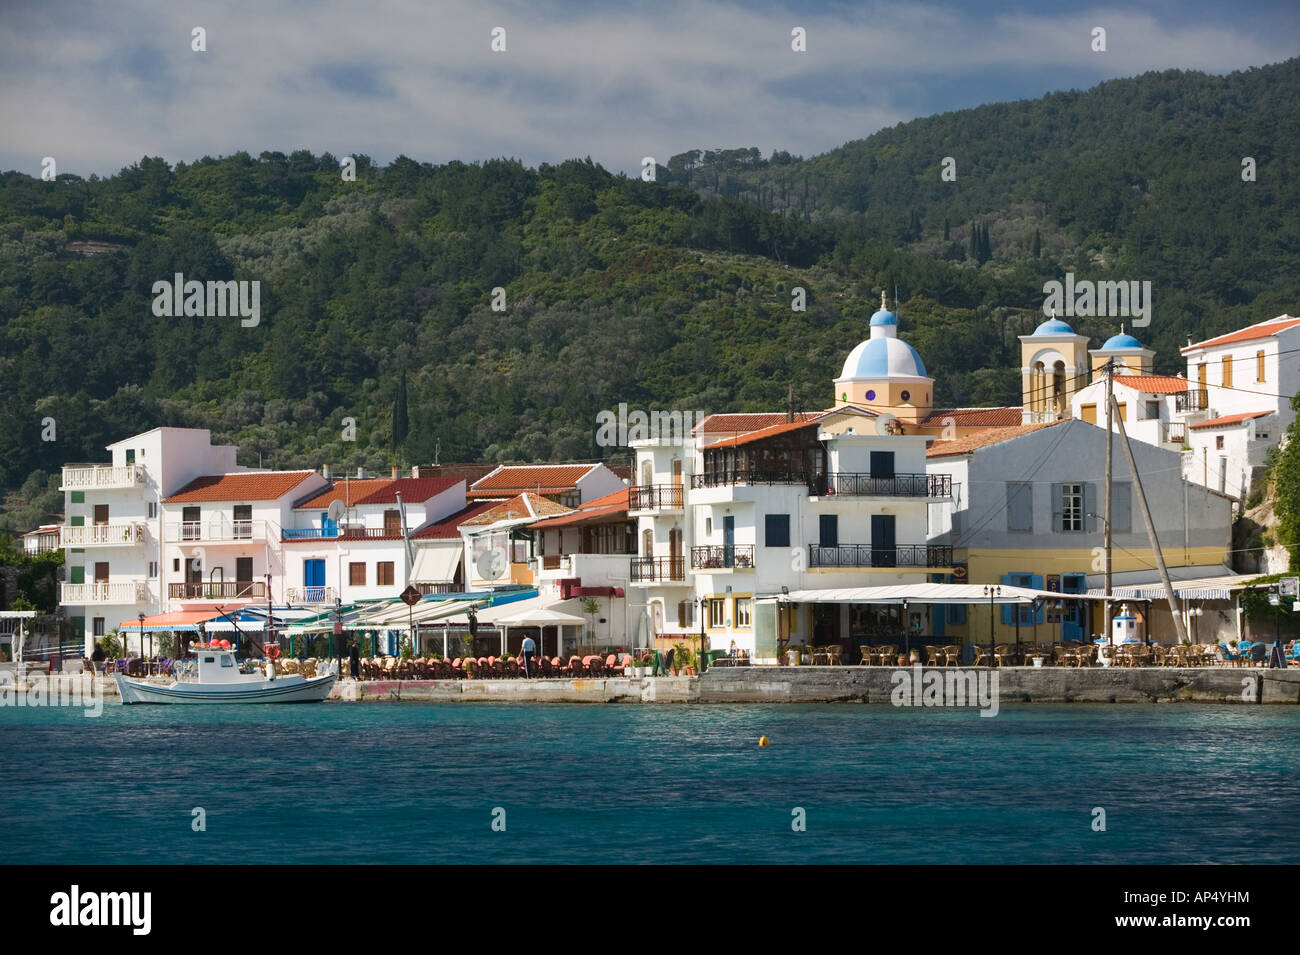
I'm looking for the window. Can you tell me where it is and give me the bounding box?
[94,562,109,583]
[765,514,790,547]
[1060,484,1083,532]
[819,513,839,548]
[93,504,109,524]
[734,597,752,628]
[172,558,180,573]
[220,656,234,668]
[1256,350,1266,382]
[349,562,366,586]
[705,517,712,536]
[148,561,158,579]
[233,504,252,538]
[1145,401,1159,419]
[1222,355,1233,388]
[1006,482,1032,533]
[93,617,105,637]
[707,597,726,628]
[1197,363,1207,386]
[870,450,895,478]
[677,601,694,628]
[383,509,401,535]
[125,449,135,464]
[1080,403,1097,425]
[147,501,157,519]
[1216,435,1224,450]
[377,561,395,586]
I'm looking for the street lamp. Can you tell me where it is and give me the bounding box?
[696,595,708,672]
[983,585,1001,667]
[138,612,146,674]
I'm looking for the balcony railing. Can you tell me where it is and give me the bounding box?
[59,522,144,547]
[169,581,267,600]
[170,520,266,542]
[692,470,816,489]
[629,484,684,510]
[1165,422,1188,445]
[61,464,144,490]
[807,543,954,569]
[282,525,398,540]
[691,545,755,570]
[61,581,149,604]
[284,586,337,604]
[1175,389,1208,413]
[630,556,686,583]
[818,473,952,498]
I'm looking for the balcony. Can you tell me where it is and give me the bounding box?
[1175,389,1209,413]
[59,522,144,547]
[61,464,144,490]
[1164,422,1188,445]
[629,484,684,511]
[169,520,268,542]
[630,556,686,583]
[281,525,399,540]
[807,543,954,569]
[816,473,952,498]
[61,581,149,604]
[169,581,267,600]
[284,586,337,604]
[692,470,815,489]
[691,545,755,570]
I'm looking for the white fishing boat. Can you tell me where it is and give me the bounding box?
[116,642,335,704]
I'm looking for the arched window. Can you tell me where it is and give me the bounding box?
[642,529,654,557]
[640,460,653,487]
[1053,360,1067,414]
[1031,362,1046,413]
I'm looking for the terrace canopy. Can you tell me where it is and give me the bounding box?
[118,610,220,632]
[765,583,1083,605]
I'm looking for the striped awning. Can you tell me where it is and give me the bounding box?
[1084,573,1262,601]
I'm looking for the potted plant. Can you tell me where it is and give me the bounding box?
[464,658,476,679]
[908,649,920,665]
[897,652,908,666]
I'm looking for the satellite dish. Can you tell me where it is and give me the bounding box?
[476,548,506,581]
[326,500,345,522]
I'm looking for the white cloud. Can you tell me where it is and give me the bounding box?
[0,0,1291,177]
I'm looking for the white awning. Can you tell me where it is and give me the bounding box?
[493,606,587,627]
[411,545,462,584]
[763,584,1085,605]
[436,594,586,626]
[1084,573,1263,601]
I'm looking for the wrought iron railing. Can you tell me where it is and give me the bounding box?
[690,545,755,570]
[1175,389,1208,412]
[629,484,684,509]
[819,473,952,498]
[692,470,816,489]
[807,544,953,568]
[629,556,686,582]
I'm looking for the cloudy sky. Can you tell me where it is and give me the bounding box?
[2,0,1296,178]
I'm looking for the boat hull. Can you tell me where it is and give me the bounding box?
[115,672,336,704]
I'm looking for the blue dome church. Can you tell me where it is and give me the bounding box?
[833,292,935,423]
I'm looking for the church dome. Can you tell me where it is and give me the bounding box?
[1032,317,1076,335]
[839,336,928,379]
[1100,332,1142,350]
[869,307,898,327]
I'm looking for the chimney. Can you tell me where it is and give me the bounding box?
[411,465,421,478]
[357,467,366,479]
[391,465,399,479]
[322,464,332,480]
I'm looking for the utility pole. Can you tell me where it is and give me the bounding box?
[1111,395,1188,644]
[1104,358,1113,639]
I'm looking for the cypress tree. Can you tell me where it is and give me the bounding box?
[392,369,409,447]
[1032,228,1042,258]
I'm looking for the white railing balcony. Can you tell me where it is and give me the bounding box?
[61,464,144,490]
[284,586,338,605]
[59,522,144,547]
[167,519,269,542]
[61,581,149,605]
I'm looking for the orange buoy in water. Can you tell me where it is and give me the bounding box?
[759,736,770,747]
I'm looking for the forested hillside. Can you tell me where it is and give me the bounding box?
[1,59,1297,532]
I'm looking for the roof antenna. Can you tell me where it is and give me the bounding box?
[788,384,794,423]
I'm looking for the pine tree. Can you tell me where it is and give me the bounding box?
[392,369,409,447]
[969,224,978,260]
[1032,228,1042,258]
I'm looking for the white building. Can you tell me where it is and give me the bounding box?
[59,428,246,652]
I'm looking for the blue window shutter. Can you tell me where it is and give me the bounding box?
[1051,483,1063,532]
[1001,573,1014,625]
[1032,574,1045,622]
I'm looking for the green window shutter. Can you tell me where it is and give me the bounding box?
[70,515,84,526]
[70,566,85,584]
[70,491,85,504]
[71,616,85,636]
[1001,573,1015,625]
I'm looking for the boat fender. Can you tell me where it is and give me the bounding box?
[265,662,276,681]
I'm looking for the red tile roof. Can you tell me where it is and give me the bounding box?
[294,478,394,510]
[706,418,822,449]
[1182,316,1300,352]
[694,412,819,434]
[165,471,317,503]
[1189,411,1274,429]
[920,407,1023,428]
[461,493,572,525]
[412,501,500,539]
[468,464,599,498]
[1110,374,1189,395]
[530,488,630,529]
[352,477,461,505]
[926,421,1065,458]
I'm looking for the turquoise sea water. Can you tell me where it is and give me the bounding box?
[1,702,1296,864]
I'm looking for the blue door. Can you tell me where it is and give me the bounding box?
[304,559,325,602]
[723,516,735,568]
[320,511,338,537]
[1061,574,1086,641]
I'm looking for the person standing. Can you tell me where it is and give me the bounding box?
[520,634,536,677]
[349,640,361,681]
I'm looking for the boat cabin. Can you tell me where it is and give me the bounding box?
[194,648,245,683]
